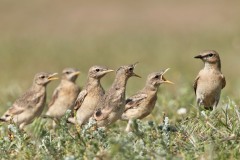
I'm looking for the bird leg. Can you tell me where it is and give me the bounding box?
[210,100,219,116]
[197,99,204,117]
[19,123,26,130]
[67,117,76,124]
[125,119,133,132]
[51,118,61,129]
[212,99,219,111]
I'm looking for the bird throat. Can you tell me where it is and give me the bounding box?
[112,73,128,90]
[204,61,221,71]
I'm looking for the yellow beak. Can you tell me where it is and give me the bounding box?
[161,68,174,84]
[72,71,80,76]
[105,69,114,73]
[48,73,58,81]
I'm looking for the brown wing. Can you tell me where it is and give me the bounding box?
[221,75,226,89]
[7,104,25,115]
[48,88,60,107]
[124,93,148,111]
[1,88,43,121]
[8,89,38,115]
[74,89,88,110]
[193,76,200,95]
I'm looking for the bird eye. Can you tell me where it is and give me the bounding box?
[95,68,100,72]
[154,75,159,79]
[40,75,45,79]
[208,53,214,57]
[129,67,133,71]
[65,71,70,74]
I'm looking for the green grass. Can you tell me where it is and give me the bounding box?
[0,90,240,159]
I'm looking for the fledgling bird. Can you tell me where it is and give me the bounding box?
[0,72,58,129]
[67,66,114,126]
[44,68,80,124]
[121,69,173,132]
[93,63,141,127]
[193,50,226,111]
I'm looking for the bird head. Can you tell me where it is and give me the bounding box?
[34,72,58,86]
[194,50,220,64]
[116,62,141,78]
[89,65,114,79]
[62,68,80,82]
[147,68,174,87]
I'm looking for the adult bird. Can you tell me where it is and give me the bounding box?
[193,50,226,112]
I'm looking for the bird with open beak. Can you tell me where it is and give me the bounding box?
[193,50,226,112]
[121,68,173,132]
[0,72,58,129]
[93,62,141,128]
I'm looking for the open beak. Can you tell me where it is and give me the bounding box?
[131,62,141,78]
[133,72,141,78]
[162,76,174,84]
[162,68,170,75]
[161,68,174,84]
[133,61,139,67]
[48,73,58,81]
[72,71,80,76]
[194,55,203,59]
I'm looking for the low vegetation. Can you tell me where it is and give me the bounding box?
[0,89,239,159]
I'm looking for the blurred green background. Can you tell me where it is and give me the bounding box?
[0,0,240,113]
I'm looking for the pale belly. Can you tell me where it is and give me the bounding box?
[97,104,125,127]
[46,97,75,118]
[76,96,100,124]
[196,78,222,107]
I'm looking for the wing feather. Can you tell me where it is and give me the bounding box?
[2,89,40,118]
[124,93,148,111]
[74,89,88,110]
[48,88,60,107]
[221,75,226,89]
[193,76,200,95]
